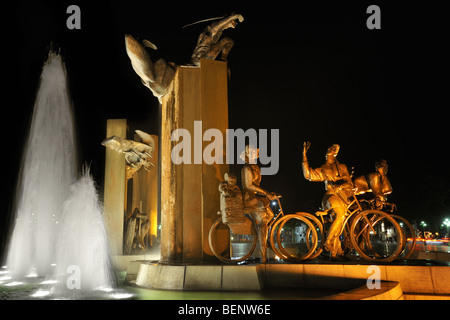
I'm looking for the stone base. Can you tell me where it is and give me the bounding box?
[125,260,450,299]
[130,262,262,291]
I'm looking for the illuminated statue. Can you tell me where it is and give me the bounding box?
[241,145,277,263]
[125,34,177,102]
[354,159,395,210]
[190,13,244,66]
[102,130,155,180]
[218,173,244,224]
[302,142,354,258]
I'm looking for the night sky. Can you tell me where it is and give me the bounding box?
[1,1,449,257]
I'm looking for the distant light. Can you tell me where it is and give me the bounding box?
[271,201,277,206]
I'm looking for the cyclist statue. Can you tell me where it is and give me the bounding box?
[354,159,395,211]
[302,142,354,258]
[241,145,277,263]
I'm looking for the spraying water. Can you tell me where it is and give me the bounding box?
[51,168,116,298]
[6,52,77,279]
[4,52,120,299]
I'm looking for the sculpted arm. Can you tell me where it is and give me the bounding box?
[208,13,244,35]
[302,141,325,182]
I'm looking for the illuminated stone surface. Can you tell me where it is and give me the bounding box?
[160,59,229,263]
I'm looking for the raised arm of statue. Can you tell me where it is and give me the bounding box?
[208,13,244,36]
[302,141,326,182]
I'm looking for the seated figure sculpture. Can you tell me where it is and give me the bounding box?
[241,145,277,263]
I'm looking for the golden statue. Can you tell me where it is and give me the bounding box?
[354,159,395,210]
[125,34,177,102]
[218,173,244,224]
[241,145,277,263]
[102,130,155,180]
[302,142,354,257]
[190,13,244,66]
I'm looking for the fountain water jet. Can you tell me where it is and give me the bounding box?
[51,168,116,298]
[6,51,77,279]
[4,51,119,298]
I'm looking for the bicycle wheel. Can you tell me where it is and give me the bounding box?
[296,212,325,260]
[350,209,404,262]
[391,214,416,259]
[269,214,318,261]
[208,216,257,263]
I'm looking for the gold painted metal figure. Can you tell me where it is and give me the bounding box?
[190,13,244,66]
[302,142,354,257]
[241,145,277,263]
[354,159,395,211]
[102,130,155,180]
[125,34,177,102]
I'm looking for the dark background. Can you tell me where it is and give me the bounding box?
[1,1,449,259]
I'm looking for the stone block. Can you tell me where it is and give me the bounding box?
[430,266,450,294]
[152,265,186,290]
[385,266,434,294]
[264,264,304,289]
[135,263,186,290]
[222,265,261,291]
[184,265,222,290]
[303,264,346,290]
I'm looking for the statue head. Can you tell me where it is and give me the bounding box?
[375,159,388,176]
[240,144,259,164]
[102,136,124,153]
[325,144,340,162]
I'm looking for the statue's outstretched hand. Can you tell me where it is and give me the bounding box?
[303,141,311,156]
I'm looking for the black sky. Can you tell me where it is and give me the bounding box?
[2,1,449,255]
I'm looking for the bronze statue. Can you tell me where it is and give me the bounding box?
[354,159,395,210]
[218,173,244,224]
[102,130,155,179]
[190,13,244,66]
[302,142,354,258]
[241,145,277,263]
[125,34,177,101]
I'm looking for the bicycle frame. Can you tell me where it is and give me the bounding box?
[317,193,377,243]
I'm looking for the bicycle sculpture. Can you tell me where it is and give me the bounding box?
[354,159,416,259]
[209,143,415,264]
[209,145,318,263]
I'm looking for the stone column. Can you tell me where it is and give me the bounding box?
[160,59,229,263]
[103,119,127,255]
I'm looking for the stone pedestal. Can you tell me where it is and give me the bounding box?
[103,119,127,255]
[160,59,229,263]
